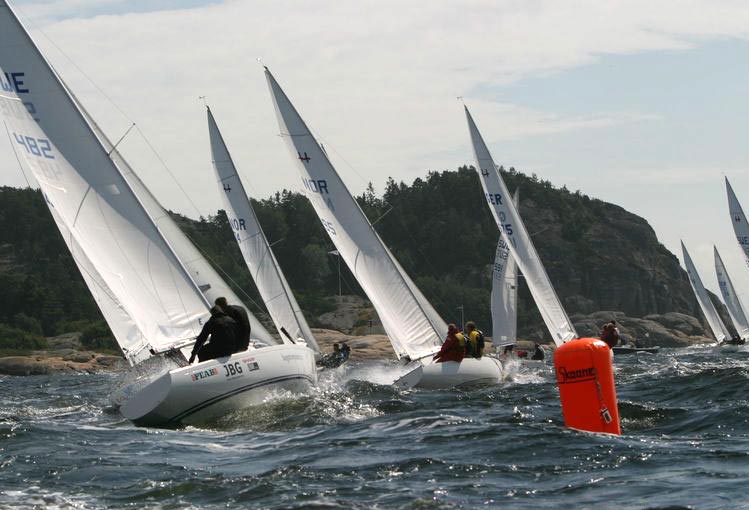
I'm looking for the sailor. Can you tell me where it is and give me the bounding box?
[531,342,545,360]
[600,320,620,349]
[340,342,351,360]
[464,321,485,358]
[189,306,238,364]
[433,324,466,363]
[317,343,348,368]
[215,297,251,353]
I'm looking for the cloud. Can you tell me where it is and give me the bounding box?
[3,0,749,217]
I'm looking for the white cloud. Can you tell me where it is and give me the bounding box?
[3,1,749,237]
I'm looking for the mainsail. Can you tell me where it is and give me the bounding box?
[206,106,317,350]
[726,177,749,268]
[682,242,731,343]
[714,246,749,339]
[265,68,446,360]
[0,2,214,362]
[491,190,519,346]
[465,106,576,346]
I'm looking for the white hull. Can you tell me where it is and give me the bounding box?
[119,344,317,426]
[417,357,504,389]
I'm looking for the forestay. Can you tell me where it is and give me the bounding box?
[465,107,576,346]
[0,2,210,362]
[682,242,731,343]
[265,68,446,360]
[714,246,749,339]
[206,106,316,350]
[726,178,749,267]
[491,191,518,346]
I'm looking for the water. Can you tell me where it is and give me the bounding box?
[1,347,748,509]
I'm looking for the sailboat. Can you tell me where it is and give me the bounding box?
[491,191,518,349]
[726,178,749,267]
[714,246,749,341]
[681,242,731,346]
[205,105,320,353]
[264,68,504,388]
[464,107,578,348]
[0,1,316,426]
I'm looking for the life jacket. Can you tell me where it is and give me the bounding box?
[466,330,485,358]
[475,330,485,356]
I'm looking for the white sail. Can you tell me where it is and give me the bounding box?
[43,199,149,364]
[206,106,316,350]
[0,2,211,359]
[682,241,731,343]
[465,106,576,346]
[714,246,749,339]
[726,177,749,268]
[265,68,446,360]
[491,190,519,346]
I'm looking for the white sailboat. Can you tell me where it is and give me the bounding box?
[206,106,319,352]
[465,107,577,347]
[491,191,518,348]
[264,68,503,388]
[681,242,731,344]
[714,246,749,340]
[726,177,749,267]
[0,1,316,426]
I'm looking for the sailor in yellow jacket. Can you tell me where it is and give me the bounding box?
[464,321,485,358]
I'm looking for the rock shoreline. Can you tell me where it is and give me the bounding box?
[0,350,125,376]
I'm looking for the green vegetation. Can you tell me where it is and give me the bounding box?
[0,166,697,346]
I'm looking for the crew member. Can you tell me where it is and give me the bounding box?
[189,306,238,363]
[600,320,620,349]
[215,296,251,352]
[531,342,545,360]
[433,324,466,363]
[464,321,485,358]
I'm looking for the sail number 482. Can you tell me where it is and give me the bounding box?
[14,133,53,159]
[223,361,243,377]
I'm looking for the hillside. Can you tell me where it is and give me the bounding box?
[0,167,728,349]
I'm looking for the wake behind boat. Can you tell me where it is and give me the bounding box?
[612,346,660,355]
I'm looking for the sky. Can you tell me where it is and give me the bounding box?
[3,0,749,302]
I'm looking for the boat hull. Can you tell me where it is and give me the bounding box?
[417,356,504,389]
[119,344,317,426]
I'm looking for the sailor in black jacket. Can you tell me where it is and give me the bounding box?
[189,306,238,364]
[215,297,251,352]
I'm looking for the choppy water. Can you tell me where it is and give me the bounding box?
[2,347,749,509]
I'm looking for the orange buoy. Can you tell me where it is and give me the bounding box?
[554,337,621,435]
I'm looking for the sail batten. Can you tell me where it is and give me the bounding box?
[206,106,316,350]
[682,242,731,343]
[714,246,749,339]
[465,106,576,346]
[265,68,446,360]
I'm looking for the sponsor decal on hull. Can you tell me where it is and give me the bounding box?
[191,367,218,382]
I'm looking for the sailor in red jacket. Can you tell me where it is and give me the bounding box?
[433,323,466,363]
